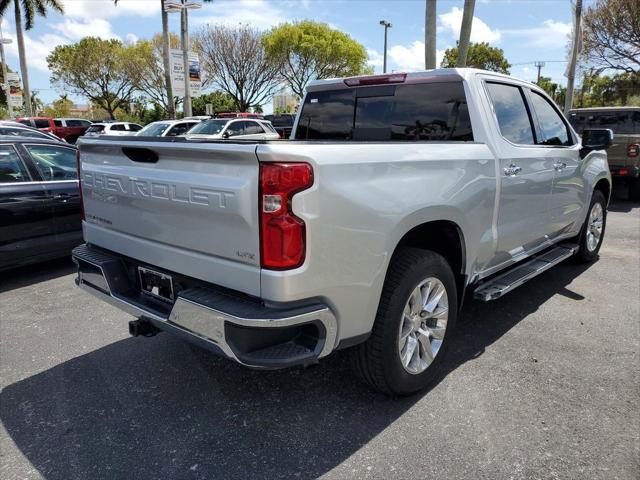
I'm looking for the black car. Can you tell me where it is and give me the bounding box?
[0,136,81,271]
[264,114,295,139]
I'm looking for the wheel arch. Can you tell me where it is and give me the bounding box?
[593,177,611,206]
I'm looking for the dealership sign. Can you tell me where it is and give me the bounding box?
[170,49,202,97]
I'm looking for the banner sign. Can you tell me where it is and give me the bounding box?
[170,49,202,97]
[7,72,23,108]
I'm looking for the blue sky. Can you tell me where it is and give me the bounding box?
[1,0,582,111]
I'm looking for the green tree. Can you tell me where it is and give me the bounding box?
[536,77,566,107]
[263,21,371,98]
[582,0,640,73]
[441,42,510,74]
[42,96,73,117]
[47,37,143,120]
[191,91,236,116]
[0,0,63,116]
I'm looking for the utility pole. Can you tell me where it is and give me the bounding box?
[564,0,582,113]
[161,0,175,119]
[425,0,437,69]
[0,26,13,118]
[534,61,545,83]
[380,20,392,73]
[456,0,476,68]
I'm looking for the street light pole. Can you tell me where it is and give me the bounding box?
[0,26,12,118]
[380,20,392,74]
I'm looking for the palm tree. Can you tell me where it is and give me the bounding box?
[0,0,64,116]
[425,0,436,69]
[456,0,475,67]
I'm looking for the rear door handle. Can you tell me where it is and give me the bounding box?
[553,162,567,171]
[504,164,522,176]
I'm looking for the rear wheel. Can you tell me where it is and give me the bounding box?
[575,190,607,263]
[351,248,457,395]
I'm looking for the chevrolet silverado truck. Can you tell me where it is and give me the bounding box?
[72,69,613,395]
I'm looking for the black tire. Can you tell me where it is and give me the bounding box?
[629,178,640,202]
[351,248,458,396]
[575,190,607,263]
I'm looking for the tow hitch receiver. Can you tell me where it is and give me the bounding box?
[129,318,161,337]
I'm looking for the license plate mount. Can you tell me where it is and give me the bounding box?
[138,266,174,302]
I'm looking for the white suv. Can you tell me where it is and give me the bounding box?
[84,122,143,137]
[184,118,280,140]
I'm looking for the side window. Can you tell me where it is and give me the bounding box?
[66,119,83,127]
[0,145,30,183]
[18,119,32,126]
[166,123,191,136]
[128,124,142,132]
[54,119,63,127]
[486,82,535,145]
[24,145,78,181]
[226,121,244,137]
[1,127,49,140]
[529,91,572,146]
[33,119,51,129]
[110,124,126,131]
[244,121,265,135]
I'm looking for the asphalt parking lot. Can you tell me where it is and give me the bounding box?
[1,196,638,480]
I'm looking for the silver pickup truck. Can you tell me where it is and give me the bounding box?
[72,69,613,395]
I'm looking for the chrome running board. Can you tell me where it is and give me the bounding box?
[473,244,578,301]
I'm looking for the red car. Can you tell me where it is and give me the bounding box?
[17,117,92,144]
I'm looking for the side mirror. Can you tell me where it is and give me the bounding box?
[222,131,230,139]
[581,128,613,151]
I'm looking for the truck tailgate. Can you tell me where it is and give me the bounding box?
[78,139,261,296]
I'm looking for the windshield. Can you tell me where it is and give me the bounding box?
[137,123,170,136]
[187,119,228,135]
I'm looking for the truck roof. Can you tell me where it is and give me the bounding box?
[305,68,518,92]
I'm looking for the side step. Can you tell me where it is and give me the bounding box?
[473,244,578,301]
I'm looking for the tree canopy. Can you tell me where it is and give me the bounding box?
[196,24,281,111]
[582,0,640,73]
[441,42,510,74]
[47,37,144,119]
[191,91,237,116]
[263,20,371,98]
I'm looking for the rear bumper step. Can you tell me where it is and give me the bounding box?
[473,243,578,301]
[72,244,337,369]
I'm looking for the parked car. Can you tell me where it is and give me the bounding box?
[53,118,93,143]
[264,114,295,139]
[0,137,81,271]
[72,69,612,395]
[135,119,202,137]
[568,107,640,200]
[184,118,280,140]
[0,122,67,143]
[83,122,143,137]
[16,116,88,143]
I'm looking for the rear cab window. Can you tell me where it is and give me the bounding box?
[295,80,474,141]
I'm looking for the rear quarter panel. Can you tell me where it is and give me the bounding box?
[257,141,497,342]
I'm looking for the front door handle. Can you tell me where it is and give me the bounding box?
[553,162,567,171]
[504,164,522,176]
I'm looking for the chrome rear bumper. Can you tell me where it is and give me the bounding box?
[72,244,337,369]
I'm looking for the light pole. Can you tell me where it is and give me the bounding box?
[0,28,13,118]
[379,20,392,74]
[534,61,545,83]
[164,0,202,117]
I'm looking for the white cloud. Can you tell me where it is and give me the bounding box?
[126,33,140,44]
[439,6,501,44]
[386,41,446,72]
[367,48,384,68]
[60,0,158,21]
[193,0,286,30]
[50,18,119,41]
[502,20,571,49]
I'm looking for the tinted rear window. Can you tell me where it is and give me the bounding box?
[34,119,51,129]
[295,82,473,141]
[568,110,639,135]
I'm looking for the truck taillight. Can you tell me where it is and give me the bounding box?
[627,144,639,158]
[259,162,313,269]
[76,150,85,221]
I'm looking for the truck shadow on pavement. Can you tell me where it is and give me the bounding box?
[0,258,75,294]
[1,261,593,480]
